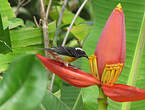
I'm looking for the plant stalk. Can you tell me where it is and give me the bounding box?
[98,87,108,110]
[62,0,88,46]
[39,0,49,56]
[46,0,53,19]
[53,0,68,42]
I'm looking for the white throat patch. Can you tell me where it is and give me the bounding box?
[75,47,84,51]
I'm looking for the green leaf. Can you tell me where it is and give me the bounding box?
[25,20,36,27]
[82,86,98,110]
[50,7,85,25]
[44,0,61,6]
[82,1,145,110]
[48,21,56,40]
[66,39,78,47]
[0,15,12,53]
[0,20,56,72]
[0,21,56,72]
[0,0,14,19]
[39,91,70,110]
[71,23,92,41]
[61,85,84,110]
[10,27,43,48]
[72,90,84,110]
[0,45,43,72]
[121,12,145,110]
[54,90,61,99]
[10,21,56,48]
[0,54,48,110]
[0,53,14,72]
[0,0,15,28]
[60,7,84,25]
[3,17,24,29]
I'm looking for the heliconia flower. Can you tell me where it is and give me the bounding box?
[37,3,145,102]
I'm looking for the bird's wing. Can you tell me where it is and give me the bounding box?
[39,47,77,57]
[39,48,58,58]
[52,47,76,57]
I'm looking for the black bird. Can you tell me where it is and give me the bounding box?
[39,47,88,63]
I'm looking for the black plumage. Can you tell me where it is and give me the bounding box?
[41,47,87,58]
[39,47,88,63]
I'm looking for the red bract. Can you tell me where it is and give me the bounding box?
[95,3,126,78]
[92,3,145,102]
[37,3,145,102]
[102,84,145,102]
[36,54,100,87]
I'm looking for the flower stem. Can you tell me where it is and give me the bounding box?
[97,87,108,110]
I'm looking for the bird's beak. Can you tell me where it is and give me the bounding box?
[84,55,88,59]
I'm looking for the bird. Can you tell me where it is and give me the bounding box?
[39,47,88,65]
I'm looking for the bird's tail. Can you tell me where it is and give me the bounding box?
[38,48,56,57]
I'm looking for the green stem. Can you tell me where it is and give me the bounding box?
[97,87,108,110]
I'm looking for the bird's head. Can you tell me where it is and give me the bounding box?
[75,47,88,59]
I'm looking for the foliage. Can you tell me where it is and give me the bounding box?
[0,54,48,110]
[0,0,145,110]
[0,15,11,54]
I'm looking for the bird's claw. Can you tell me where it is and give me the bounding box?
[68,64,80,70]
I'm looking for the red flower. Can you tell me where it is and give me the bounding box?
[36,54,100,87]
[37,3,145,102]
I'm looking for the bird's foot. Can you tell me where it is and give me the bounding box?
[68,64,80,70]
[59,62,65,67]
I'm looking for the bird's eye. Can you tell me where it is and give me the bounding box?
[82,51,85,54]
